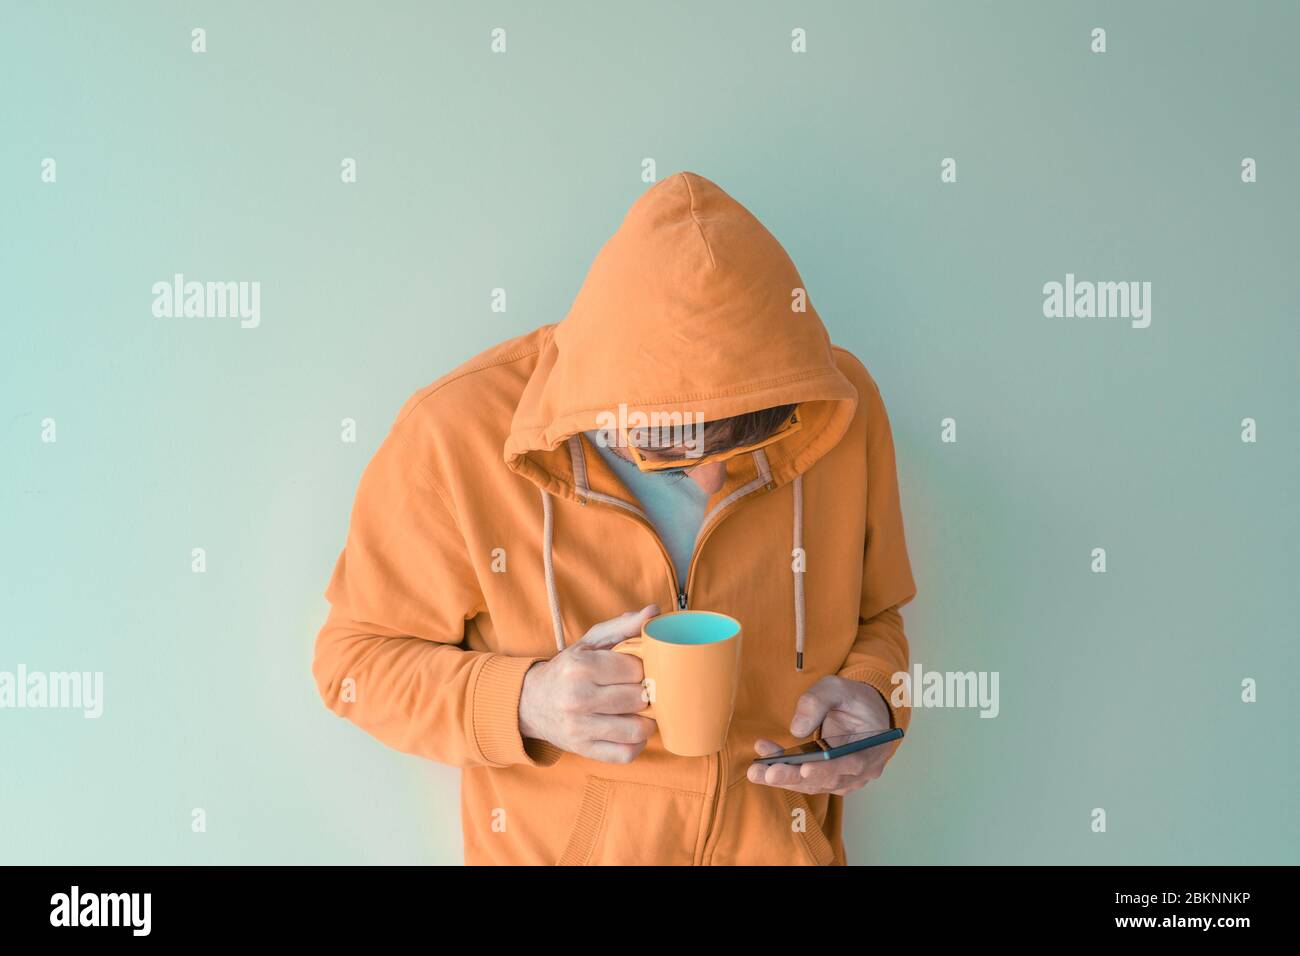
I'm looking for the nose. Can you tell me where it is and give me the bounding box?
[686,460,726,494]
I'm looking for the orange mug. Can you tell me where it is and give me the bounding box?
[613,610,743,757]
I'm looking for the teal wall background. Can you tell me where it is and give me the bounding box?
[2,1,1296,864]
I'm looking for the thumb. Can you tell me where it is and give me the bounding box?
[577,604,660,649]
[790,681,838,737]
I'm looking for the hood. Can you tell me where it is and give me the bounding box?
[506,171,858,496]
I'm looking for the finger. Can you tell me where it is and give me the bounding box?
[790,677,885,737]
[581,739,646,765]
[799,756,877,793]
[745,743,788,784]
[796,758,833,782]
[587,682,651,715]
[802,750,869,782]
[745,761,824,794]
[789,679,845,737]
[587,648,647,685]
[586,714,656,745]
[760,762,804,788]
[577,605,660,648]
[793,760,843,790]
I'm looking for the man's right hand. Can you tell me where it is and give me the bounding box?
[518,604,660,763]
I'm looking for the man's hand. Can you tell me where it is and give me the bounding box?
[518,605,660,763]
[747,675,894,796]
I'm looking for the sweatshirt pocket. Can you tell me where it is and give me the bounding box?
[557,775,704,866]
[709,778,837,865]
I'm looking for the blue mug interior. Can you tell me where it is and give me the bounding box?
[645,612,739,646]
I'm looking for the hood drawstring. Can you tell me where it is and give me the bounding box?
[792,474,805,671]
[538,471,807,670]
[540,488,567,652]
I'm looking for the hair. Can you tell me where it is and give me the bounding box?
[636,403,797,461]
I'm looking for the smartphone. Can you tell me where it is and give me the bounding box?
[751,727,904,766]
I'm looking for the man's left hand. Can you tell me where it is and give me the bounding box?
[747,676,894,796]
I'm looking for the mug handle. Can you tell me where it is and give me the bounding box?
[612,638,656,719]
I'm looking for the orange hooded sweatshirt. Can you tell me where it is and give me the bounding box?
[313,172,917,865]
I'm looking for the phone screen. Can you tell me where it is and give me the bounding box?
[819,731,892,748]
[752,728,903,765]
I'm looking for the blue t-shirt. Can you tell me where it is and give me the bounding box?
[584,432,709,591]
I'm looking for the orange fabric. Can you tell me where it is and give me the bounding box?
[313,172,917,865]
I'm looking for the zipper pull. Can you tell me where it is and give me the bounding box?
[678,589,688,610]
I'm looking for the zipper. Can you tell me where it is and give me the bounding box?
[682,473,775,609]
[681,473,774,865]
[581,491,683,610]
[702,754,725,864]
[581,473,774,866]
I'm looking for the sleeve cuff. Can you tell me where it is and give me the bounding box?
[470,654,564,768]
[838,665,908,731]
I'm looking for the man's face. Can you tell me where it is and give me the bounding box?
[597,430,728,494]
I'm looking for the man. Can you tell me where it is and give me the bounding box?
[313,171,916,865]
